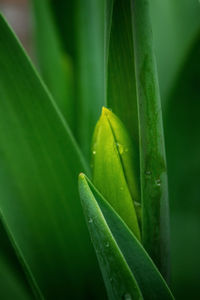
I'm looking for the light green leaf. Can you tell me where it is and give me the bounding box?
[92,107,140,240]
[0,14,102,298]
[79,174,174,300]
[31,0,74,130]
[131,0,170,279]
[107,0,138,144]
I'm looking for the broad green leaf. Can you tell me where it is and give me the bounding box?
[92,107,140,240]
[79,174,174,300]
[131,0,170,279]
[107,0,138,144]
[0,14,102,299]
[0,219,35,299]
[165,33,200,299]
[31,0,74,131]
[76,0,106,160]
[150,0,200,105]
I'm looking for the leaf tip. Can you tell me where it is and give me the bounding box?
[79,172,86,181]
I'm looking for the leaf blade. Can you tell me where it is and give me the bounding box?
[79,174,142,300]
[79,174,174,300]
[0,14,101,298]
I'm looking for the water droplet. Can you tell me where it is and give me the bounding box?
[155,179,161,186]
[88,218,93,224]
[92,150,96,155]
[116,143,124,155]
[134,201,141,208]
[122,293,132,300]
[105,242,110,248]
[145,170,151,177]
[120,186,124,191]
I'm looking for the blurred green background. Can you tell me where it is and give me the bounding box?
[0,0,199,299]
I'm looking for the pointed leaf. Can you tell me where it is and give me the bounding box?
[79,174,142,300]
[79,174,174,300]
[92,108,140,239]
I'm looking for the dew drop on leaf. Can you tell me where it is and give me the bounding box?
[92,150,96,155]
[122,293,132,300]
[155,178,161,186]
[116,143,124,155]
[88,218,93,224]
[105,242,110,248]
[145,170,151,177]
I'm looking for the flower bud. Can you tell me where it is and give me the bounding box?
[92,107,141,240]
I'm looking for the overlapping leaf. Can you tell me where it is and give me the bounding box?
[79,174,174,300]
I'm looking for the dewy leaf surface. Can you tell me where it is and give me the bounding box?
[131,0,170,280]
[0,14,102,299]
[92,107,140,240]
[79,174,174,300]
[31,0,74,130]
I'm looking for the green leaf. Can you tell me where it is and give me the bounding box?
[76,0,106,159]
[0,14,102,298]
[92,107,140,240]
[79,174,174,300]
[31,0,74,130]
[131,0,170,279]
[107,0,138,144]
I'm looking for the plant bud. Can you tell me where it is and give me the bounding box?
[92,107,141,240]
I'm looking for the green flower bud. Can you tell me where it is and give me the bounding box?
[92,107,141,240]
